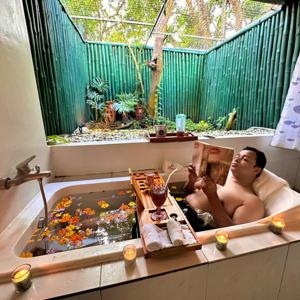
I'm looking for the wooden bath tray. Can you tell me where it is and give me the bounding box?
[146,132,198,143]
[130,171,201,257]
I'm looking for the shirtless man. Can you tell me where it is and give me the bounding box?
[185,146,266,228]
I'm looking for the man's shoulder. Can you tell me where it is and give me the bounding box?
[243,192,263,206]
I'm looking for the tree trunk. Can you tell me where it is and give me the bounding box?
[186,0,212,48]
[148,0,174,119]
[229,0,243,31]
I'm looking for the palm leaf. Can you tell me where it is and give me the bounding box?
[91,78,109,94]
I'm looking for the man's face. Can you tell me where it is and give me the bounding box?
[230,150,261,178]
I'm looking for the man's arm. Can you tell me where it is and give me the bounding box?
[201,176,234,227]
[202,176,264,227]
[184,164,198,193]
[232,197,264,225]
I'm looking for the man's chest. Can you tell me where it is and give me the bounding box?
[218,187,245,216]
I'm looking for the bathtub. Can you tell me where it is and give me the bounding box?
[0,177,142,283]
[1,174,300,283]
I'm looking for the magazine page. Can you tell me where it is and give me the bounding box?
[192,141,234,185]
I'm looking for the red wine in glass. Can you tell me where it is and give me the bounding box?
[150,185,167,221]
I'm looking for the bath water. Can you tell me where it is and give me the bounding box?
[20,188,137,257]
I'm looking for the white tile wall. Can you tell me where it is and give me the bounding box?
[0,0,50,234]
[278,241,300,300]
[101,264,208,300]
[206,245,288,300]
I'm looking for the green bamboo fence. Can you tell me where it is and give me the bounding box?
[23,0,88,135]
[23,0,300,134]
[86,42,205,122]
[202,1,300,129]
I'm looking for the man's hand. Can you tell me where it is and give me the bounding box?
[184,164,198,192]
[200,175,217,198]
[187,164,198,184]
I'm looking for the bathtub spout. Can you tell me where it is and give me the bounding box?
[0,155,51,227]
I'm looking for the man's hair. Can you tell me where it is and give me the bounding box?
[243,146,267,177]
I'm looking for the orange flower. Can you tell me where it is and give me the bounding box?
[20,251,33,258]
[97,200,109,208]
[58,228,67,237]
[69,215,79,225]
[82,208,96,216]
[57,237,68,245]
[55,197,72,210]
[59,213,71,223]
[119,203,129,211]
[104,215,114,222]
[127,207,135,215]
[70,233,84,244]
[117,191,126,196]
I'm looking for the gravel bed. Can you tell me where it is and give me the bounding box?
[59,127,275,144]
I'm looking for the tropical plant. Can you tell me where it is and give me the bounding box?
[185,119,214,132]
[225,108,238,131]
[212,115,228,130]
[86,77,109,121]
[113,93,139,121]
[154,116,176,130]
[46,135,69,145]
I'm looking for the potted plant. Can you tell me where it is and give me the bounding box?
[135,99,146,121]
[113,93,139,122]
[86,77,109,122]
[103,101,116,126]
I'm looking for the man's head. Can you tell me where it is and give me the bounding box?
[231,147,267,180]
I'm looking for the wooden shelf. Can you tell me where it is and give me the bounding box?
[147,132,198,143]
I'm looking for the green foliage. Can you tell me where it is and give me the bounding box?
[154,116,176,130]
[63,0,275,50]
[225,108,238,131]
[86,77,109,121]
[152,117,216,132]
[46,135,69,145]
[131,120,143,129]
[113,93,139,116]
[185,119,214,132]
[211,115,227,130]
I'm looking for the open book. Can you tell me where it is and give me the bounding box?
[192,141,234,186]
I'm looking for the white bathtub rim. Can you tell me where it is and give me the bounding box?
[0,177,143,283]
[1,176,300,283]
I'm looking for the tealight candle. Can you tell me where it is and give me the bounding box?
[269,216,285,234]
[123,244,137,266]
[215,230,229,251]
[11,264,32,292]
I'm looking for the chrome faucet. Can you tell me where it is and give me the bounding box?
[0,155,51,227]
[0,155,51,189]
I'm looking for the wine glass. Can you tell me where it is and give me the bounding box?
[150,184,168,221]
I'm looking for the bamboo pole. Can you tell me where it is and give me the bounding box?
[274,6,290,124]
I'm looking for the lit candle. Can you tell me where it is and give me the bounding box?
[11,264,32,292]
[215,230,229,251]
[123,244,137,266]
[269,216,285,234]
